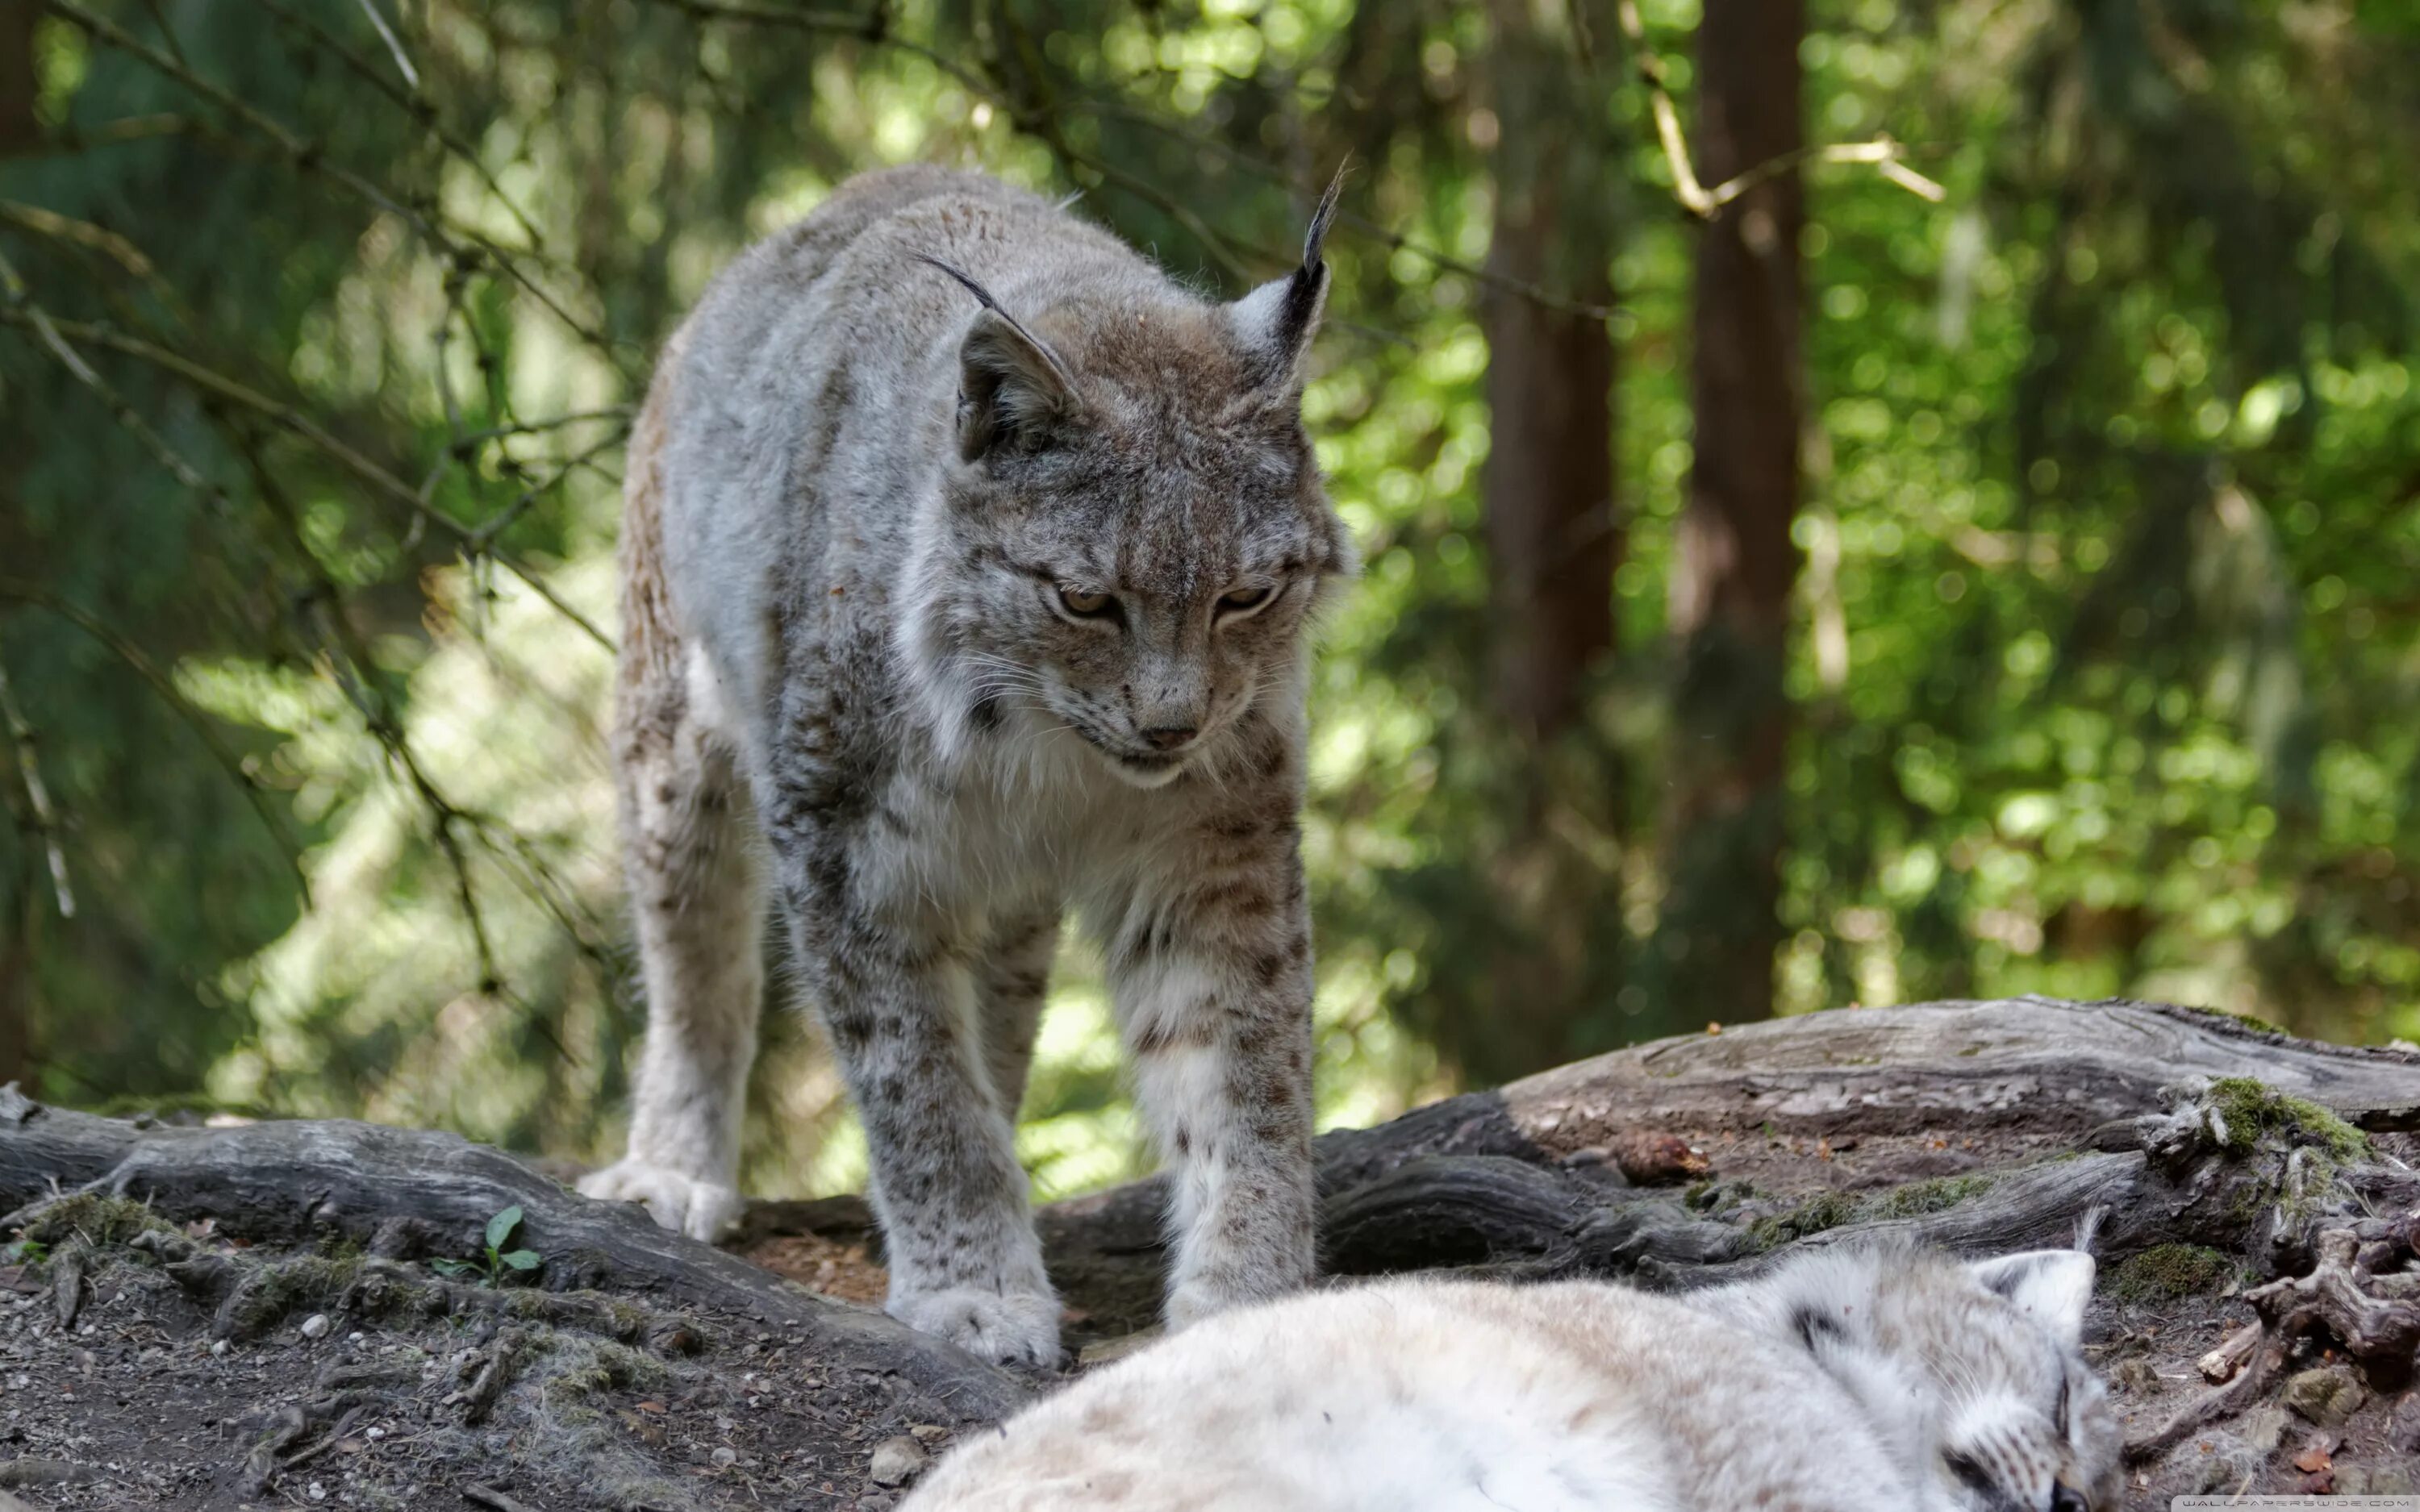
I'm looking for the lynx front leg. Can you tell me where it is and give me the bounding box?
[581,639,764,1242]
[1109,845,1316,1328]
[776,840,1058,1365]
[975,906,1060,1123]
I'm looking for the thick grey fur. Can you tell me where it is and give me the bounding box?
[582,165,1354,1365]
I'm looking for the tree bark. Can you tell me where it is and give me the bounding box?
[1656,0,1807,1026]
[1459,0,1621,1084]
[1480,0,1616,746]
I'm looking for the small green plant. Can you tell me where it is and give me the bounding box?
[431,1206,542,1286]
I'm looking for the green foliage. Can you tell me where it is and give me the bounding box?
[431,1204,542,1286]
[3,0,2419,1202]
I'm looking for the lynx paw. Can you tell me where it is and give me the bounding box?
[888,1285,1062,1366]
[578,1159,743,1242]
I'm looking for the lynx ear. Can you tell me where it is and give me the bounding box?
[1229,164,1345,392]
[1967,1250,2097,1347]
[920,255,1078,460]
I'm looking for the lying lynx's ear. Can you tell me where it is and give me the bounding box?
[1967,1250,2097,1347]
[1229,163,1346,392]
[920,255,1078,461]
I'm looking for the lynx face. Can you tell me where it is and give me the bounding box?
[925,289,1350,789]
[1766,1245,2122,1512]
[1930,1252,2123,1512]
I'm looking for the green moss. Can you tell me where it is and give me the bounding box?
[15,1193,176,1248]
[1750,1173,1998,1249]
[549,1339,670,1401]
[217,1252,369,1340]
[1750,1191,1864,1248]
[2106,1243,2235,1302]
[2183,1004,2290,1036]
[2205,1077,2368,1162]
[1870,1173,1996,1219]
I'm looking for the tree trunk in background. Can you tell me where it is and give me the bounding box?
[0,3,38,1083]
[1469,0,1619,1084]
[1656,0,1805,1025]
[0,0,37,155]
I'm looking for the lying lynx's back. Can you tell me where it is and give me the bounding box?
[904,1277,1913,1512]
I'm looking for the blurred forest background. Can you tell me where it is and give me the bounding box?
[3,0,2418,1203]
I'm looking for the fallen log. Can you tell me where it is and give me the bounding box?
[11,996,2420,1510]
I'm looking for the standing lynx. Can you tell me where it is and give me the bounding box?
[580,165,1353,1364]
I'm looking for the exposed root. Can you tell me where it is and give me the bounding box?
[2124,1328,2292,1462]
[2126,1223,2420,1463]
[2198,1321,2263,1383]
[2243,1228,2420,1363]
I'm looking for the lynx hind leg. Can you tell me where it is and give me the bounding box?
[582,384,764,1243]
[976,906,1059,1123]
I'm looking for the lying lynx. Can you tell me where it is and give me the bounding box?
[904,1241,2122,1512]
[581,166,1352,1363]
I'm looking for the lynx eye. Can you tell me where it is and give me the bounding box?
[1217,583,1276,617]
[1944,1451,1995,1498]
[1057,585,1115,618]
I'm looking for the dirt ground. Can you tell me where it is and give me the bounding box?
[0,1214,974,1512]
[5,1117,2417,1509]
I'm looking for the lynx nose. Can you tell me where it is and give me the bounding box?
[1138,724,1199,752]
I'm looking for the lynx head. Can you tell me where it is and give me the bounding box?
[1714,1239,2121,1512]
[913,180,1354,789]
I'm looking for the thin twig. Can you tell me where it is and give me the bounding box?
[0,655,73,918]
[0,306,614,651]
[41,0,621,362]
[1613,1,1945,219]
[0,580,309,898]
[351,0,419,89]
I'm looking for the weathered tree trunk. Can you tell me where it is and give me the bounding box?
[1461,0,1622,1085]
[1655,0,1807,1027]
[1481,0,1616,748]
[10,1000,2420,1507]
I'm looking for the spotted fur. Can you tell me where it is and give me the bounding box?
[902,1241,2121,1511]
[580,166,1351,1364]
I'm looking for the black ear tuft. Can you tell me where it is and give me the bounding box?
[1229,160,1349,392]
[1792,1304,1847,1352]
[920,254,1079,460]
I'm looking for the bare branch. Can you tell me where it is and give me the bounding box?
[0,654,73,919]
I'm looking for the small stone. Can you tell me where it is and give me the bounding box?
[307,1481,327,1502]
[2106,1358,2159,1393]
[348,1331,364,1345]
[2237,1404,2290,1456]
[869,1435,929,1488]
[209,1339,231,1359]
[299,1314,332,1340]
[365,1427,386,1441]
[2390,1392,2420,1452]
[2284,1364,2367,1428]
[908,1423,949,1444]
[711,1447,737,1469]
